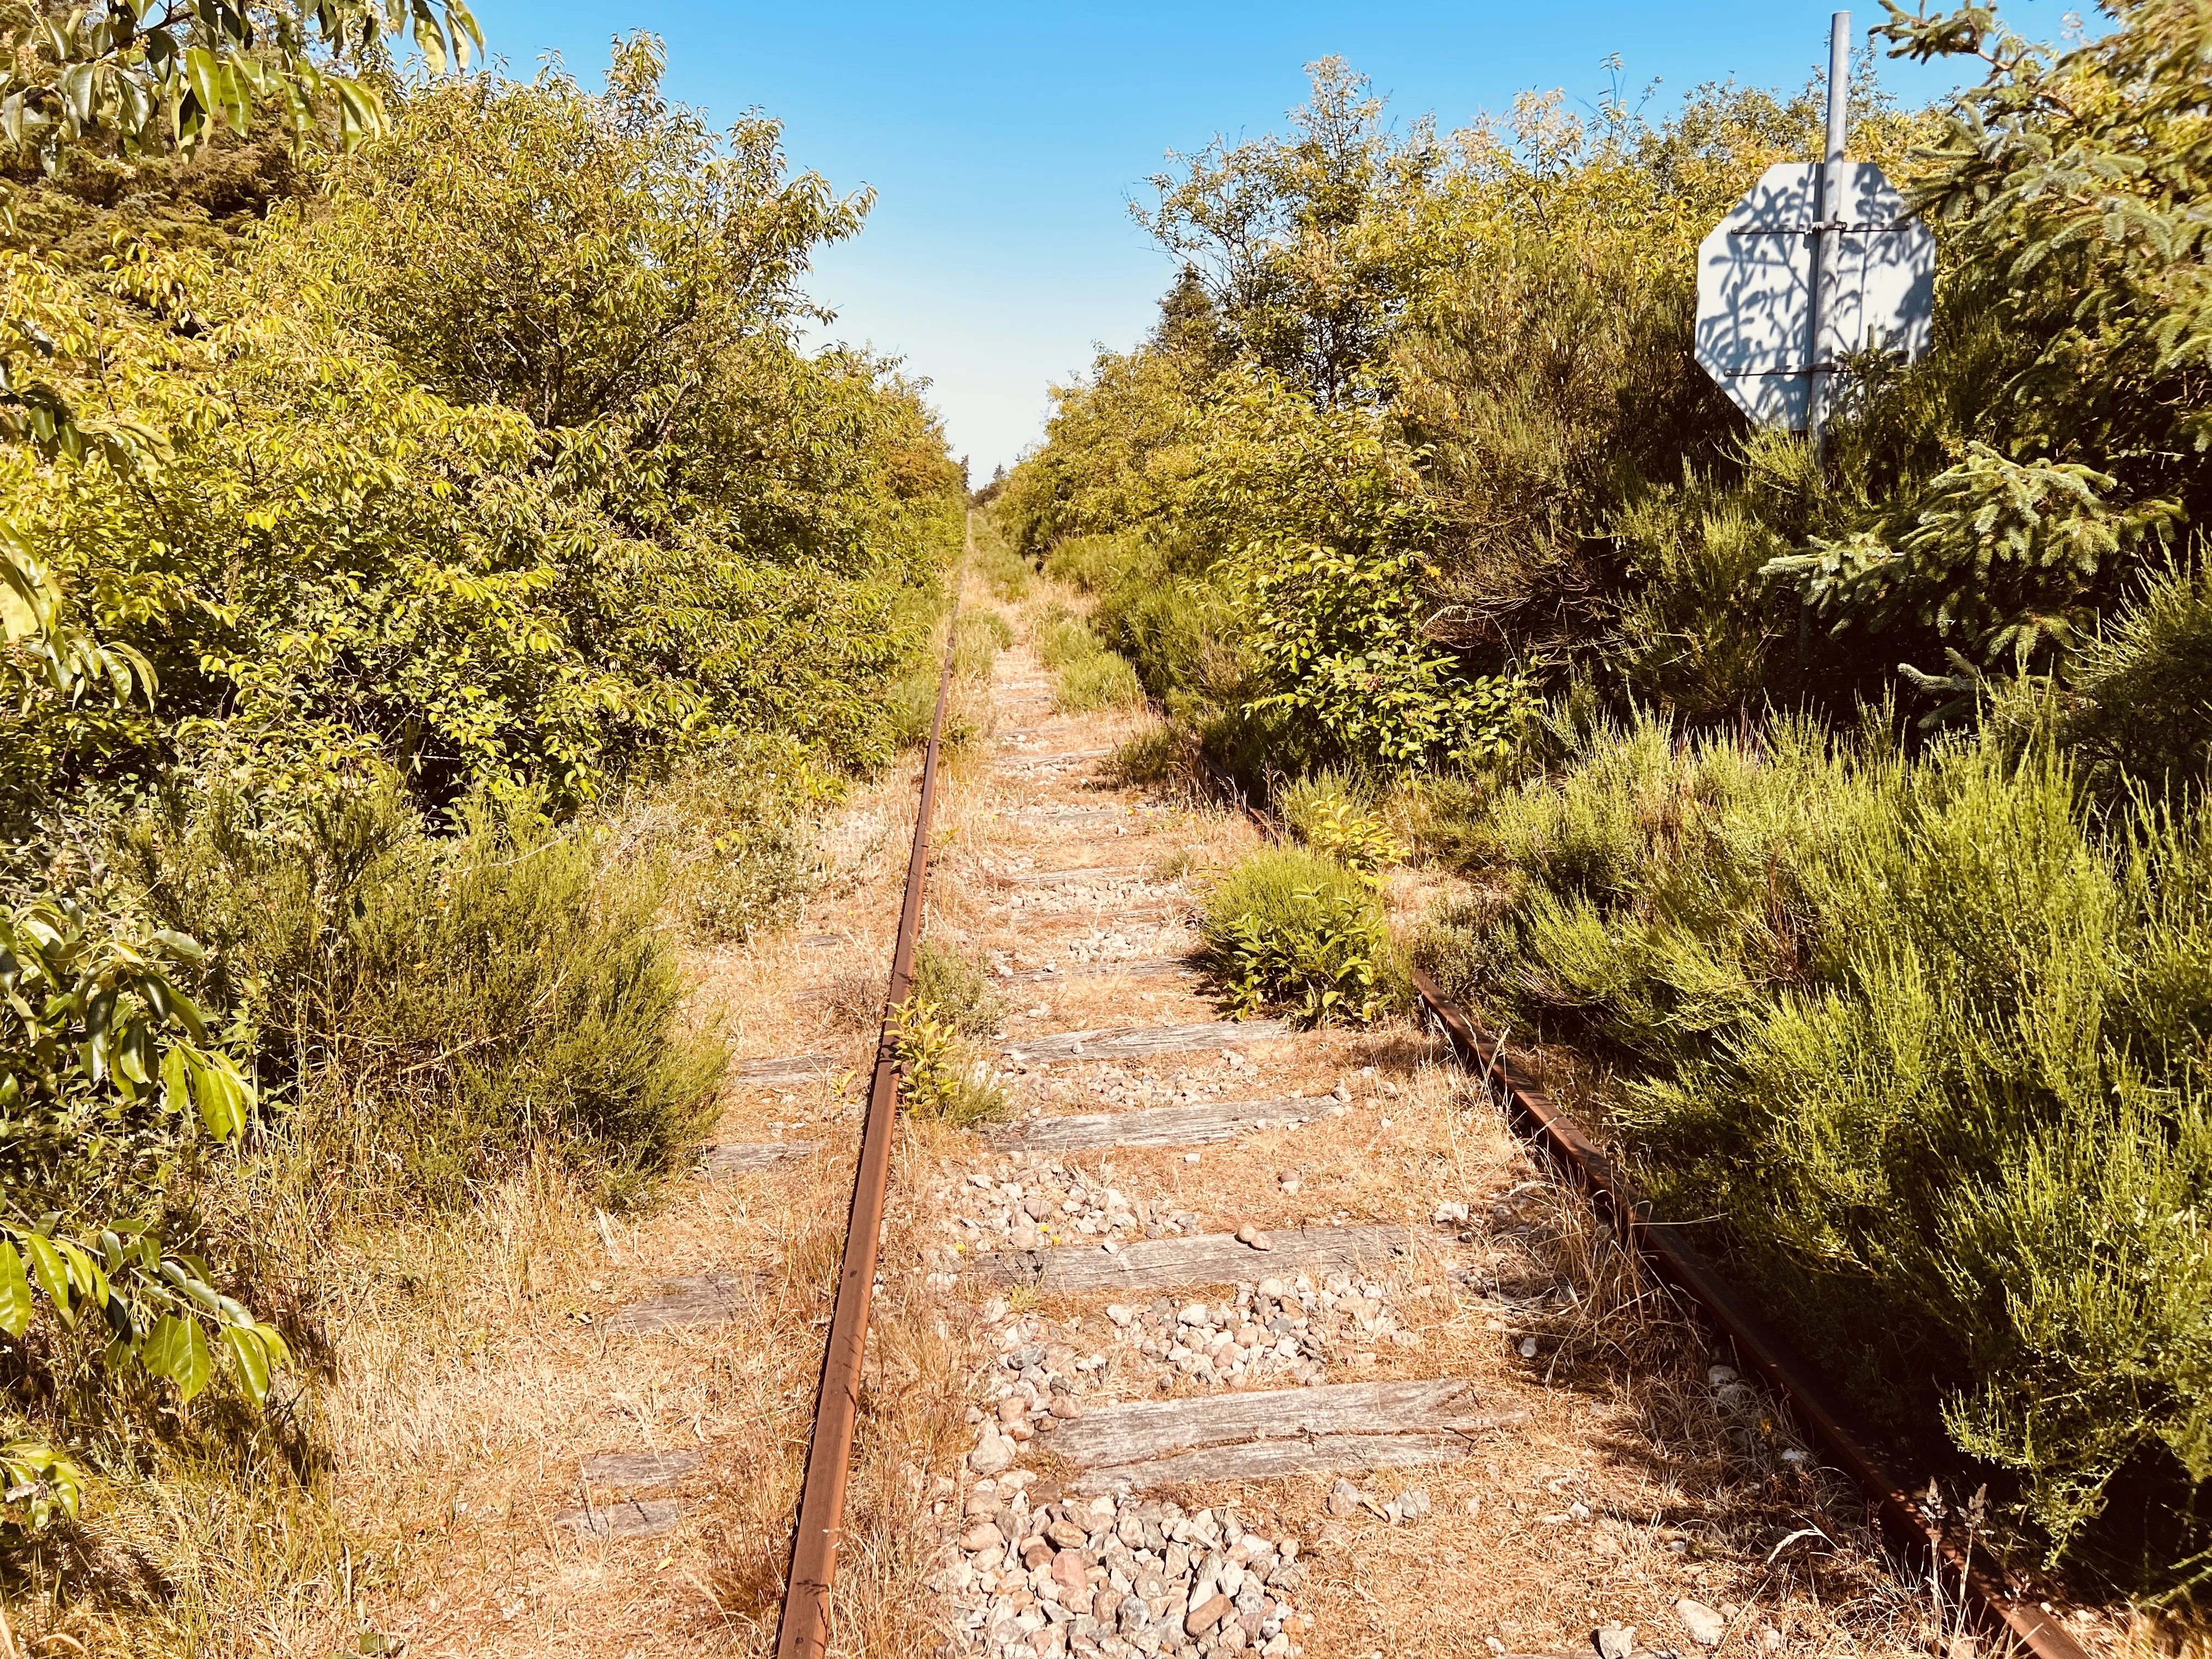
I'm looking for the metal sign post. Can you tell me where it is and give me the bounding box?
[1808,10,1851,458]
[1693,12,1934,446]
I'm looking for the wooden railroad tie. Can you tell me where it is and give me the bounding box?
[994,1094,1334,1152]
[1002,1019,1290,1066]
[1044,1377,1528,1494]
[973,1223,1415,1293]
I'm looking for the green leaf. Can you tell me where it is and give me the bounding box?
[54,1238,107,1305]
[219,1323,273,1403]
[160,1041,192,1114]
[183,46,222,124]
[193,1060,249,1141]
[143,1313,214,1401]
[0,1244,32,1339]
[20,1233,68,1315]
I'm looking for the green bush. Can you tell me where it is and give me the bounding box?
[1099,571,1244,709]
[117,783,725,1214]
[1109,727,1186,788]
[2058,555,2212,799]
[1200,848,1402,1026]
[1413,712,2212,1585]
[1279,772,1405,879]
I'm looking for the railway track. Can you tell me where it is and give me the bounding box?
[753,568,2095,1659]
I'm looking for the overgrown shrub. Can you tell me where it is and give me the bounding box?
[1109,728,1188,789]
[1279,774,1405,879]
[1413,713,2212,1585]
[2057,555,2212,798]
[885,653,974,753]
[1200,848,1401,1026]
[116,783,724,1214]
[1043,533,1143,594]
[601,735,829,944]
[1055,652,1142,713]
[1030,605,1143,712]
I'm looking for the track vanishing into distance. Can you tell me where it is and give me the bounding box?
[571,559,2102,1659]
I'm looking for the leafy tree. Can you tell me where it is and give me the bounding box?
[0,1,489,1528]
[1137,58,1441,406]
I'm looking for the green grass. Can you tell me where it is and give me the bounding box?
[1030,603,1143,712]
[970,511,1035,601]
[1054,651,1142,711]
[1042,532,1141,594]
[911,939,1004,1036]
[955,609,1014,680]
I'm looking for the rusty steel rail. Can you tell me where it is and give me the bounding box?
[1409,968,2090,1659]
[775,611,960,1659]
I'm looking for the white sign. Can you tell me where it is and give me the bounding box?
[1695,161,1936,431]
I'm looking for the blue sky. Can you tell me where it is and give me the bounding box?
[461,0,2082,479]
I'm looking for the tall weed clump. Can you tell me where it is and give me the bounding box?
[604,733,829,945]
[1201,847,1402,1026]
[893,942,1006,1126]
[1415,715,2212,1590]
[969,512,1034,601]
[1031,604,1143,713]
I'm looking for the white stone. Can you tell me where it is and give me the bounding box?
[1677,1599,1727,1647]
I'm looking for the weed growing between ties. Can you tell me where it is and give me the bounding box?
[911,939,1006,1036]
[891,1002,1005,1128]
[1200,847,1404,1027]
[890,941,1007,1126]
[956,610,1015,681]
[1031,602,1144,713]
[1109,726,1188,788]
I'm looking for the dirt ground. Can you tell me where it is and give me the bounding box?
[337,564,2119,1659]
